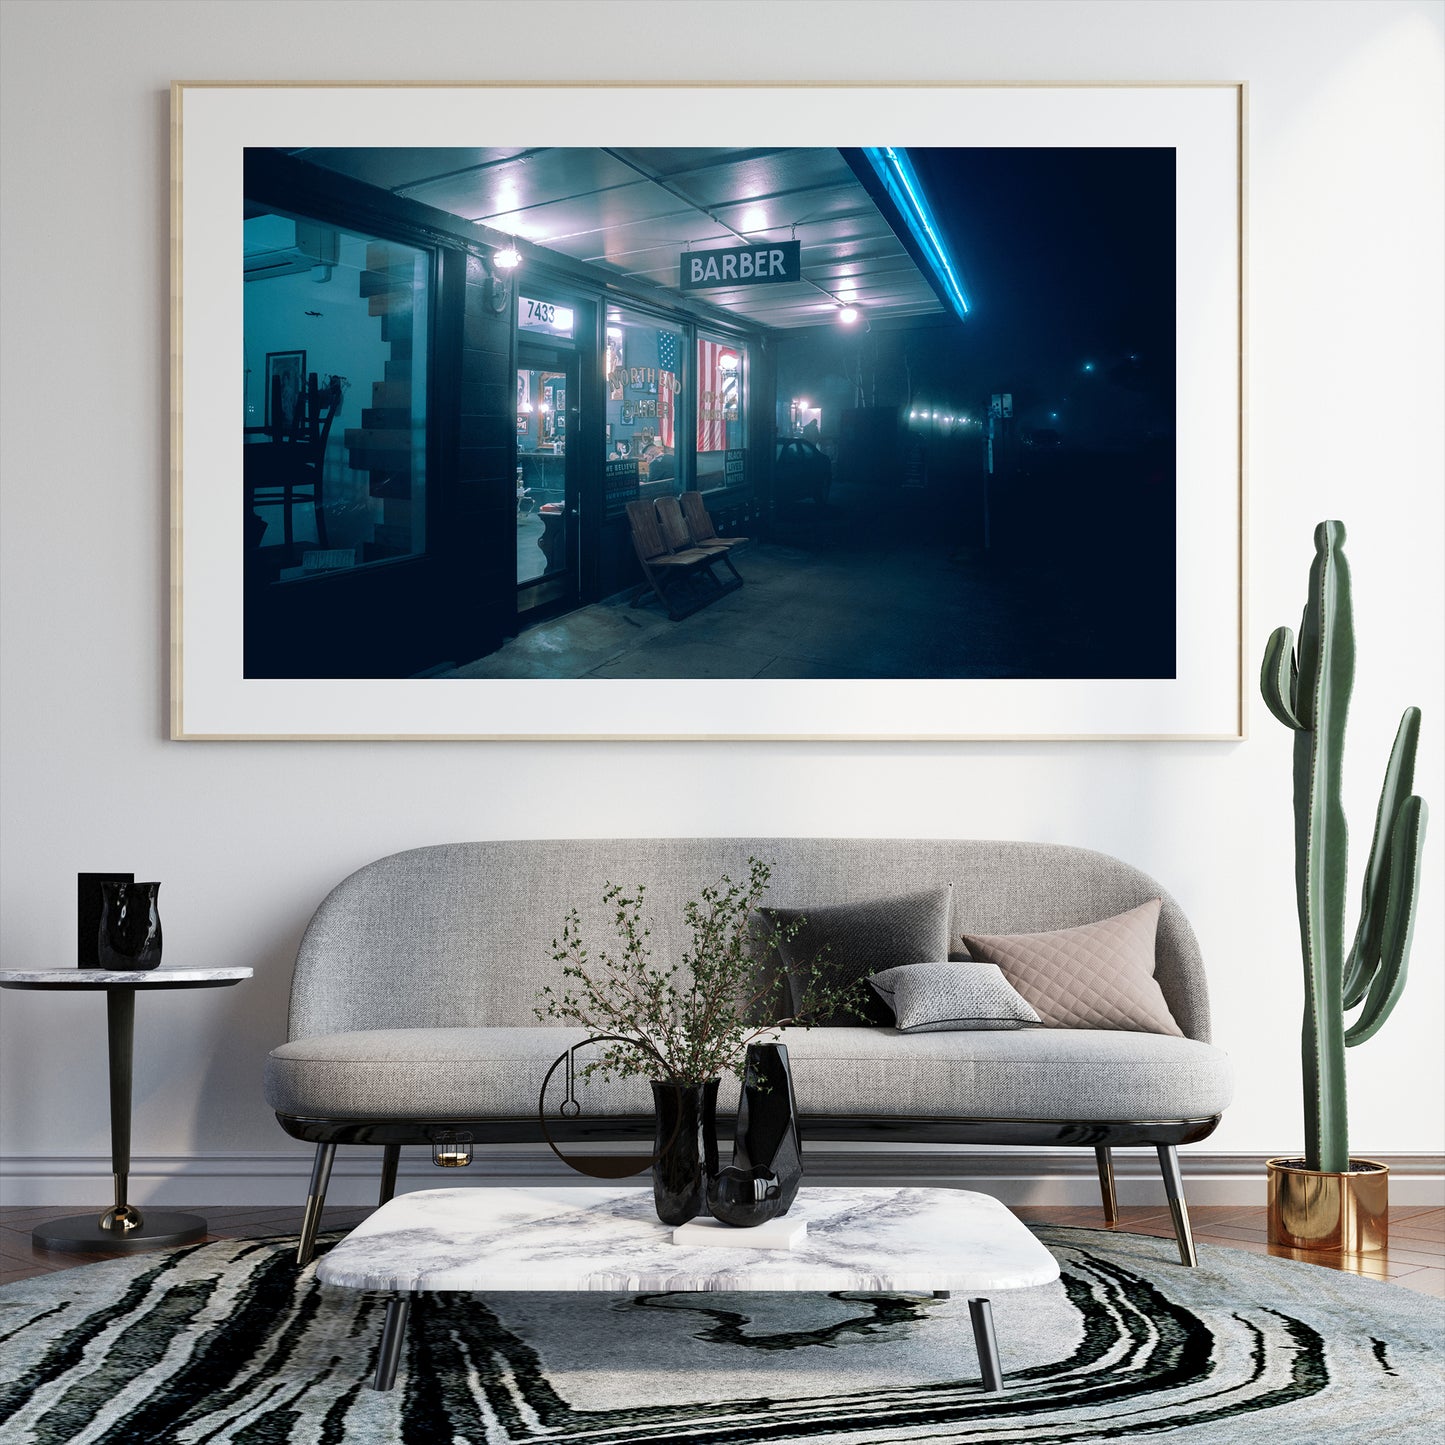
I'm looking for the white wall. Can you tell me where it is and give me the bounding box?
[2,0,1442,1206]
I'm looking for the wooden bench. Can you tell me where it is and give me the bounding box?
[678,491,747,584]
[656,495,745,590]
[625,499,724,621]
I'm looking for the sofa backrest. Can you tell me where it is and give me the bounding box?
[287,839,1212,1043]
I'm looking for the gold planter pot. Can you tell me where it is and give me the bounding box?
[1266,1157,1388,1253]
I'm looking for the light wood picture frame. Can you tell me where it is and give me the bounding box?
[173,82,1245,740]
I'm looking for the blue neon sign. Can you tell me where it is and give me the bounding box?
[861,146,970,320]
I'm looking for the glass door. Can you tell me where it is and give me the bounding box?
[516,342,580,613]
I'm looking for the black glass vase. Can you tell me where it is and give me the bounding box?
[730,1041,803,1216]
[97,881,163,970]
[650,1078,719,1226]
[705,1165,784,1226]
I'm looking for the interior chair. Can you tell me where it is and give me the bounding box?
[244,374,340,552]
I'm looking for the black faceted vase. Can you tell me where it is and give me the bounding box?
[730,1042,803,1216]
[651,1078,719,1225]
[97,880,163,970]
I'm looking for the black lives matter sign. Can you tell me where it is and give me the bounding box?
[679,241,801,291]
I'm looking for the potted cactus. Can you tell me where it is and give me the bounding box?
[1260,521,1427,1252]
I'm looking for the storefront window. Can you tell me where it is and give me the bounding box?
[696,334,745,492]
[243,209,428,580]
[604,307,683,507]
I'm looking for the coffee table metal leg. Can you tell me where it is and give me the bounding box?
[371,1295,412,1391]
[968,1297,1004,1393]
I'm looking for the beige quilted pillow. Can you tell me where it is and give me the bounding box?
[959,899,1182,1036]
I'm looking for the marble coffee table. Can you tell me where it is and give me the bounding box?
[316,1185,1060,1393]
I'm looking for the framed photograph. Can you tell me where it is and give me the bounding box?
[174,83,1244,740]
[263,349,305,432]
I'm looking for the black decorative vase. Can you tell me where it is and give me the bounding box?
[650,1078,719,1225]
[730,1042,803,1216]
[96,881,163,970]
[706,1165,784,1226]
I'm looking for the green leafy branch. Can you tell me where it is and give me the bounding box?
[534,858,862,1085]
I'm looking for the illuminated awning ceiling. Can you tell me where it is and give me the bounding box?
[290,146,954,329]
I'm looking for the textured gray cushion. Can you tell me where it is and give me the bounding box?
[265,1024,1233,1123]
[287,839,1213,1043]
[265,1027,659,1120]
[961,900,1183,1036]
[869,962,1041,1033]
[763,886,954,1025]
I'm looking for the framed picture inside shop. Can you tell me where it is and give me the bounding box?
[173,82,1243,739]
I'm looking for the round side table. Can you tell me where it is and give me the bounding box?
[0,967,253,1252]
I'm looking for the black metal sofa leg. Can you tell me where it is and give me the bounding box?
[378,1145,400,1207]
[1095,1145,1118,1224]
[1157,1144,1197,1267]
[297,1142,336,1266]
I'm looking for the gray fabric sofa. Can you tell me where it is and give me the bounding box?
[265,839,1233,1266]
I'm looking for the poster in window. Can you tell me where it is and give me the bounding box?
[264,350,306,433]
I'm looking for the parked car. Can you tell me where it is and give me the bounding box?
[774,438,832,505]
[1023,428,1062,451]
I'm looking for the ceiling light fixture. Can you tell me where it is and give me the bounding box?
[838,304,859,325]
[493,242,522,270]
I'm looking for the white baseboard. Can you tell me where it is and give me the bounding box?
[3,1148,1442,1208]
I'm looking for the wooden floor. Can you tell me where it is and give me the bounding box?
[2,1201,1441,1295]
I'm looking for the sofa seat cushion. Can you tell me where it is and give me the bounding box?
[266,1025,1232,1124]
[266,1028,654,1121]
[778,1026,1232,1121]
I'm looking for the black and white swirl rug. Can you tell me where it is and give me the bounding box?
[1,1226,1441,1443]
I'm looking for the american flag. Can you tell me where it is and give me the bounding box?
[697,339,739,453]
[657,331,678,448]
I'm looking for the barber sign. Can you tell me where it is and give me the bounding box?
[680,240,801,291]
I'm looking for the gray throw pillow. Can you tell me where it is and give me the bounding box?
[868,962,1042,1033]
[761,886,953,1026]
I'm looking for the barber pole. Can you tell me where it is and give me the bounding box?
[697,340,737,453]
